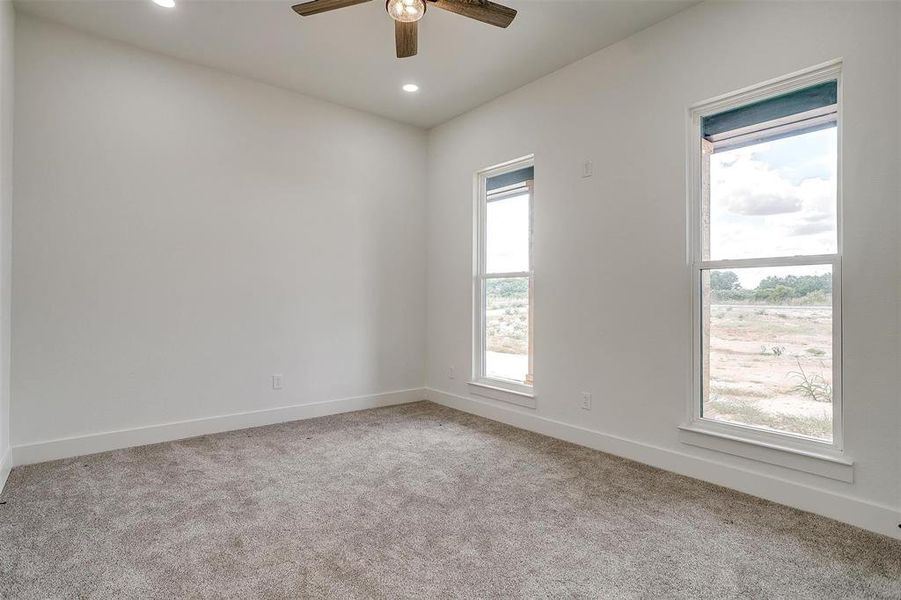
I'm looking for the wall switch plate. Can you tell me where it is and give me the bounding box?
[449,365,455,379]
[272,374,283,390]
[581,392,592,410]
[581,161,593,178]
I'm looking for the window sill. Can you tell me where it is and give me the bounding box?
[467,380,536,409]
[678,424,853,482]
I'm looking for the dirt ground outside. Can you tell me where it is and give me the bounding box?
[704,303,833,441]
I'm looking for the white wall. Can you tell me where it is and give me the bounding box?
[0,0,13,487]
[12,15,426,451]
[426,1,901,538]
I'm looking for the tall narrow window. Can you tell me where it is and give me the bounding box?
[474,157,534,402]
[690,66,842,450]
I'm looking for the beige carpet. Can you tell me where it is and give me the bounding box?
[0,401,898,599]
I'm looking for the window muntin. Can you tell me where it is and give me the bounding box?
[475,158,534,391]
[691,68,841,450]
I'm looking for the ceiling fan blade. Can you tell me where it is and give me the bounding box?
[395,20,418,58]
[430,0,516,28]
[292,0,372,17]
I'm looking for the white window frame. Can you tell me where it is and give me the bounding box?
[685,61,845,461]
[471,155,535,407]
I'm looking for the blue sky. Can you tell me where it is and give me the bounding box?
[709,126,837,289]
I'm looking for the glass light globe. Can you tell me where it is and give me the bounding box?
[386,0,425,23]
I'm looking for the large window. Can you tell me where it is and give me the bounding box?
[473,157,534,402]
[689,65,842,450]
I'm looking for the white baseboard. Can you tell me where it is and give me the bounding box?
[0,446,10,494]
[12,388,426,467]
[426,387,901,541]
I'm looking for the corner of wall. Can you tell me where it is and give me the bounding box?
[0,0,15,493]
[896,0,901,527]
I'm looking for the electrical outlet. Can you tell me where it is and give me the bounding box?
[581,392,592,410]
[272,374,283,390]
[449,365,455,380]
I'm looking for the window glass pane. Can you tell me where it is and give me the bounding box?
[702,265,833,441]
[486,192,529,273]
[485,277,530,384]
[708,126,837,260]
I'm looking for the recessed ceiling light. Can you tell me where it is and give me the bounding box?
[153,0,176,8]
[402,83,419,93]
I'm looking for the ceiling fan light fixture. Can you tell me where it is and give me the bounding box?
[386,0,425,23]
[292,0,517,60]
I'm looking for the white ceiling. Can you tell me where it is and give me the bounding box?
[15,0,697,127]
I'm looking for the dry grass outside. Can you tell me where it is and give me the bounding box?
[705,398,832,440]
[705,304,833,441]
[486,298,528,355]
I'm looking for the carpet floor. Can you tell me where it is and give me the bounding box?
[0,401,898,599]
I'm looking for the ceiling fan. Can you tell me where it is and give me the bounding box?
[291,0,517,59]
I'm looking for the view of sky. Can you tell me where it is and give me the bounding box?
[486,193,530,273]
[708,126,837,289]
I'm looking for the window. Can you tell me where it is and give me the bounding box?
[473,157,534,403]
[689,65,842,451]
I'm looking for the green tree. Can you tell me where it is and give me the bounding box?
[486,278,528,299]
[756,284,794,303]
[756,273,832,301]
[710,271,740,291]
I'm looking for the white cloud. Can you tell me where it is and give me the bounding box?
[726,192,801,216]
[790,221,834,236]
[708,127,837,260]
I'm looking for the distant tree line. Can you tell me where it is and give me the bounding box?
[486,278,529,299]
[710,271,832,305]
